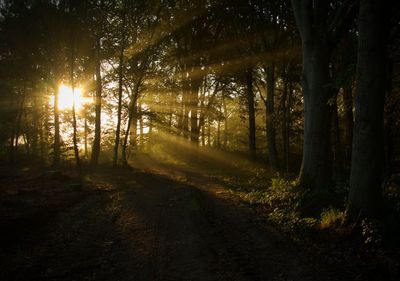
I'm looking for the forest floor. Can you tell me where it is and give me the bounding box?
[0,151,398,281]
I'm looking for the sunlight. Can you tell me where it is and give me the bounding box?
[57,84,86,111]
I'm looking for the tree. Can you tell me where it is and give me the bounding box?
[113,2,127,167]
[90,0,108,166]
[348,0,391,219]
[290,0,357,190]
[264,65,279,169]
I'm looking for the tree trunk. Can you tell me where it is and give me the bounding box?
[91,38,102,166]
[139,102,144,146]
[331,96,341,176]
[291,0,350,190]
[217,104,221,148]
[41,91,50,163]
[113,43,125,166]
[265,65,278,170]
[189,78,201,143]
[342,85,354,169]
[70,34,80,168]
[182,79,190,139]
[281,70,289,173]
[201,123,205,146]
[11,88,25,164]
[122,83,140,166]
[113,2,127,166]
[297,43,333,188]
[53,85,60,167]
[348,0,389,219]
[245,68,256,160]
[84,114,88,159]
[207,117,211,146]
[223,98,228,148]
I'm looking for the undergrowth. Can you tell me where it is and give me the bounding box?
[232,174,350,233]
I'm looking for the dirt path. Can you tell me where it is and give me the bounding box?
[0,164,356,281]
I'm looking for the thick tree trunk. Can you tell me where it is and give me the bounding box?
[384,59,396,174]
[298,44,333,189]
[331,96,341,176]
[348,0,389,219]
[245,68,256,160]
[342,85,354,169]
[290,0,355,190]
[266,65,279,170]
[91,40,102,166]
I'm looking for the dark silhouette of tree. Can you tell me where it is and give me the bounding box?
[348,0,392,219]
[290,0,357,191]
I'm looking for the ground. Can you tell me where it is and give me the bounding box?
[0,153,394,281]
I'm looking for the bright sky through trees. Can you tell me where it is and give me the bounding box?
[56,85,86,111]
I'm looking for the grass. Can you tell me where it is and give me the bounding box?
[224,172,358,236]
[320,208,346,229]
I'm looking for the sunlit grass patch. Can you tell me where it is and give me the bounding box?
[319,208,346,229]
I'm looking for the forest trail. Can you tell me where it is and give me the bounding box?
[0,160,354,281]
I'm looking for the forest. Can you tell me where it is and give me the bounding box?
[0,0,400,280]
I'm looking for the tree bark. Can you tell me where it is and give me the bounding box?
[298,45,333,188]
[348,0,389,219]
[331,96,341,176]
[291,0,335,189]
[342,85,354,169]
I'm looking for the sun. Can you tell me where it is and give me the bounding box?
[57,84,86,111]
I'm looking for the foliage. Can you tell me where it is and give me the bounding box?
[361,218,383,247]
[320,208,346,229]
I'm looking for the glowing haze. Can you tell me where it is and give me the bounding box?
[57,84,86,111]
